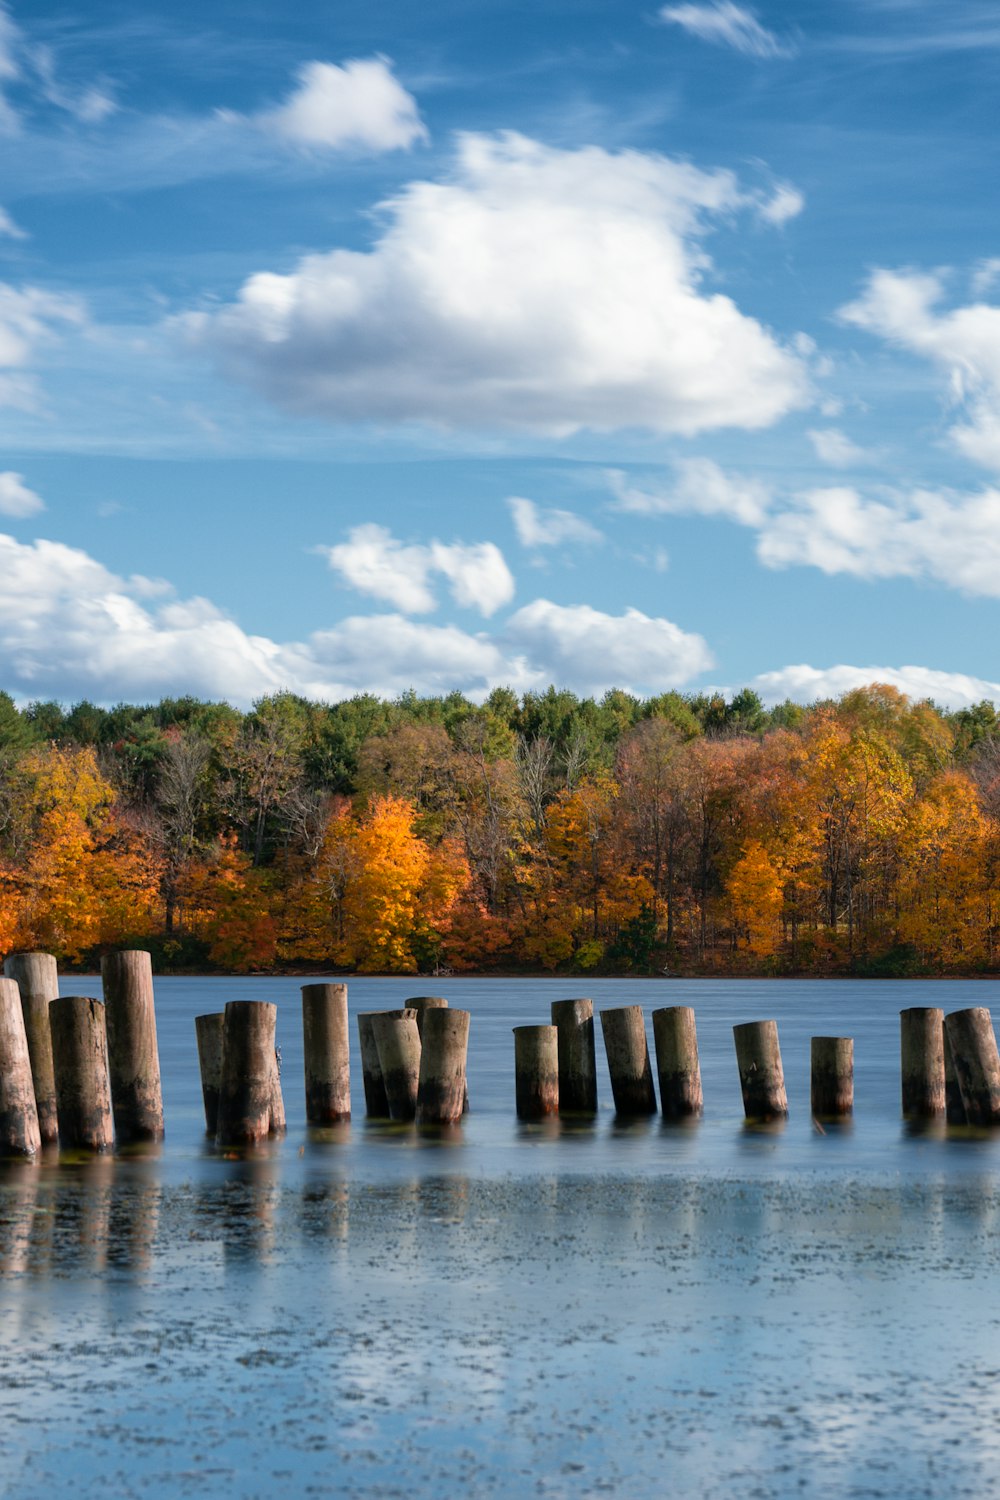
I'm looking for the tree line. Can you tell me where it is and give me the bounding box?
[2,681,1000,976]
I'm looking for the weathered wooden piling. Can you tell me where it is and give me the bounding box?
[810,1036,853,1118]
[600,1006,657,1116]
[551,998,597,1114]
[49,996,114,1151]
[0,977,42,1157]
[372,1009,422,1122]
[3,951,59,1144]
[733,1020,788,1121]
[100,950,164,1142]
[194,1012,225,1134]
[416,1008,470,1125]
[652,1006,703,1119]
[900,1007,945,1119]
[943,1023,968,1125]
[406,996,448,1038]
[357,1012,390,1117]
[215,1001,285,1147]
[944,1008,1000,1126]
[302,982,351,1124]
[513,1024,559,1119]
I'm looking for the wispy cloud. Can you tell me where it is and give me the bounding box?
[507,497,603,549]
[658,2,795,59]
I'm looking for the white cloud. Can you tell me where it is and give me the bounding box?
[319,523,515,617]
[971,259,1000,298]
[30,45,116,123]
[748,662,1000,711]
[251,56,426,154]
[186,131,811,436]
[0,206,25,238]
[607,456,771,525]
[807,427,870,467]
[0,533,710,706]
[0,281,86,409]
[756,482,1000,595]
[757,183,804,225]
[0,470,42,516]
[841,267,1000,471]
[658,2,794,58]
[504,599,713,694]
[507,496,603,549]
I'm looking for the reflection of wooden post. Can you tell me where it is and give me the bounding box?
[302,983,351,1123]
[417,1009,469,1125]
[195,1013,225,1134]
[514,1025,559,1119]
[943,1023,967,1125]
[372,1010,421,1121]
[551,999,597,1114]
[944,1008,1000,1126]
[0,977,41,1156]
[358,1013,390,1117]
[734,1020,788,1121]
[600,1006,657,1116]
[810,1037,853,1118]
[101,950,164,1142]
[900,1007,945,1119]
[652,1006,703,1118]
[49,996,114,1151]
[215,1002,285,1147]
[3,951,59,1144]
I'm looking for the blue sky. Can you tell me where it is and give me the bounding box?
[3,0,1000,709]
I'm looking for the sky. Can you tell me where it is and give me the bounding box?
[2,0,1000,710]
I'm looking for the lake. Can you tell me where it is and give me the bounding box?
[3,976,1000,1498]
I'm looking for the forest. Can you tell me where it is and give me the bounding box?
[1,681,1000,978]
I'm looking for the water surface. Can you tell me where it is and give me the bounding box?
[2,977,999,1497]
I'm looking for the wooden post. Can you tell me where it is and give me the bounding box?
[372,1009,421,1121]
[811,1036,853,1119]
[195,1013,225,1134]
[302,982,351,1124]
[551,998,597,1114]
[406,996,448,1039]
[0,977,41,1157]
[215,1001,285,1147]
[944,1008,1000,1126]
[600,1006,657,1116]
[49,996,114,1151]
[900,1007,945,1119]
[652,1006,703,1119]
[416,1008,469,1125]
[513,1025,559,1119]
[358,1012,390,1117]
[100,950,164,1142]
[733,1020,788,1121]
[3,951,59,1144]
[943,1023,968,1125]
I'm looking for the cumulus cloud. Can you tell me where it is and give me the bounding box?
[504,600,713,693]
[658,2,794,58]
[756,482,1000,595]
[507,497,603,549]
[0,281,85,409]
[607,456,771,526]
[0,533,712,705]
[0,470,42,516]
[748,662,1000,712]
[185,131,811,436]
[807,427,870,467]
[841,267,1000,471]
[250,56,426,153]
[319,523,515,617]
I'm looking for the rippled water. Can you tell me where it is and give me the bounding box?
[3,976,1000,1498]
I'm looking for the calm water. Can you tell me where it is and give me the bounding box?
[3,977,1000,1498]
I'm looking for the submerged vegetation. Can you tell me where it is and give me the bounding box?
[2,682,1000,976]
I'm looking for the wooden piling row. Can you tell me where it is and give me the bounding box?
[101,950,164,1143]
